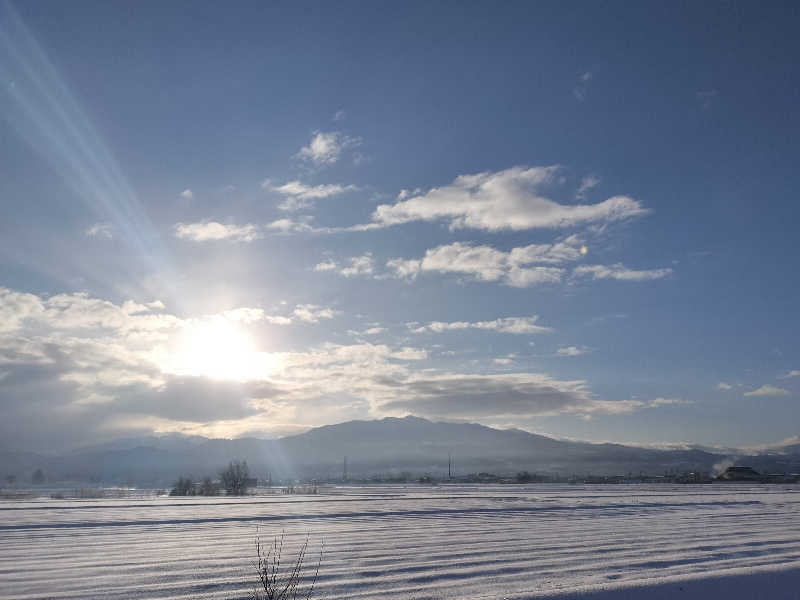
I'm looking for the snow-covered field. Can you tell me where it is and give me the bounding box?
[3,484,800,599]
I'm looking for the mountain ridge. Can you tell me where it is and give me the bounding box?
[2,416,798,485]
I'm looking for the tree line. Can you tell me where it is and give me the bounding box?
[170,460,251,496]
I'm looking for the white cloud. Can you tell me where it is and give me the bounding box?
[340,253,374,278]
[295,131,361,166]
[413,316,551,335]
[779,370,800,379]
[264,315,293,326]
[348,326,386,337]
[493,355,515,366]
[573,263,672,281]
[370,166,647,231]
[266,180,358,211]
[648,397,691,407]
[380,373,643,419]
[315,253,374,278]
[225,305,331,327]
[174,221,261,243]
[180,189,193,199]
[313,259,338,272]
[86,223,113,239]
[333,109,346,121]
[292,304,336,324]
[744,385,791,397]
[556,346,589,357]
[266,217,315,234]
[716,382,734,391]
[386,239,588,287]
[576,175,600,200]
[0,286,648,449]
[386,257,424,280]
[504,267,565,287]
[391,347,428,361]
[396,188,422,201]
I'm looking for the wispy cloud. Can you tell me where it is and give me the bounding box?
[180,189,193,199]
[313,259,337,272]
[412,316,551,335]
[573,71,593,101]
[369,166,646,231]
[493,354,516,366]
[779,370,800,379]
[292,304,336,323]
[556,345,590,357]
[265,180,358,211]
[696,89,718,109]
[744,384,790,397]
[648,397,691,407]
[576,175,600,200]
[573,263,672,281]
[314,253,374,278]
[266,217,316,234]
[348,326,386,337]
[295,131,361,166]
[173,221,261,242]
[716,381,734,391]
[86,223,113,239]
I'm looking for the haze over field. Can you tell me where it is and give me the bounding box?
[5,416,800,486]
[1,1,799,462]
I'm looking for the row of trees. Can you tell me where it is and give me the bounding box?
[4,470,45,487]
[170,460,250,496]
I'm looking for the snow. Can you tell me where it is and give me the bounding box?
[2,484,800,599]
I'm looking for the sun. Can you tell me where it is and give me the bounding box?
[160,317,276,381]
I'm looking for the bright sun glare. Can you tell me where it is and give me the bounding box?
[161,318,276,381]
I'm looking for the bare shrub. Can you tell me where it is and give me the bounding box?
[249,531,323,600]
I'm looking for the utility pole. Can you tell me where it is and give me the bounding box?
[343,456,348,482]
[448,454,452,479]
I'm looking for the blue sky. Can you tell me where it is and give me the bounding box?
[1,0,798,452]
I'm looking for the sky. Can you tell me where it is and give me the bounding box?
[0,0,798,453]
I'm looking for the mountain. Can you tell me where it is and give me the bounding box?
[2,416,799,486]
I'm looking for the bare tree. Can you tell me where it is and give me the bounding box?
[31,468,44,485]
[220,460,250,495]
[199,476,219,496]
[170,476,195,496]
[250,530,323,600]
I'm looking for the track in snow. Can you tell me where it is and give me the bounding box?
[2,484,800,599]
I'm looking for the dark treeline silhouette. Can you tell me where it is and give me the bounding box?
[170,460,251,496]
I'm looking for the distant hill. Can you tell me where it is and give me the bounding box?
[2,416,799,485]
